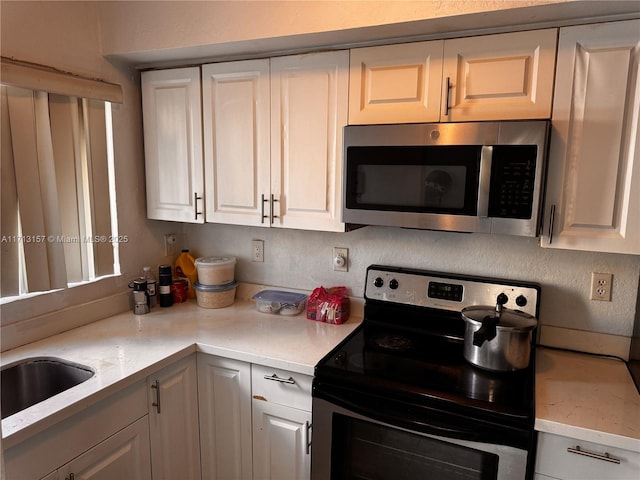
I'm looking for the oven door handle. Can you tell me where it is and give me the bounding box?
[317,389,488,443]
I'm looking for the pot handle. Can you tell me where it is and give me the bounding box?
[472,316,499,346]
[472,303,502,347]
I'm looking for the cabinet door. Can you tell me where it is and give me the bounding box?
[541,20,640,254]
[141,68,204,223]
[348,41,444,124]
[197,354,253,480]
[535,432,640,480]
[148,355,201,480]
[202,60,271,227]
[270,51,349,232]
[57,416,151,480]
[252,401,312,480]
[442,29,557,121]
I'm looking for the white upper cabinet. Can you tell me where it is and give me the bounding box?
[348,41,444,124]
[270,51,349,231]
[141,68,204,223]
[349,29,557,124]
[202,51,349,231]
[202,60,271,227]
[442,29,557,121]
[541,20,640,255]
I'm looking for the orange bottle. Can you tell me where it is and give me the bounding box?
[175,249,197,299]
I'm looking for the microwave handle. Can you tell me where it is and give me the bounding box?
[477,146,493,217]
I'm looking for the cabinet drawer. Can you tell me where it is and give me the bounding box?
[535,432,640,480]
[251,364,312,411]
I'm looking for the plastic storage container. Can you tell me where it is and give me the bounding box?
[195,256,236,285]
[252,290,308,316]
[194,281,237,309]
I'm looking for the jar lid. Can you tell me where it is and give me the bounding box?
[252,290,307,304]
[195,256,236,267]
[193,281,237,292]
[158,264,172,274]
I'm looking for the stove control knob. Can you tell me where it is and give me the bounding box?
[389,279,399,290]
[496,293,509,305]
[515,295,528,308]
[374,277,384,288]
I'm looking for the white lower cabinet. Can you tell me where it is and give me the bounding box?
[252,401,312,480]
[5,354,313,480]
[197,354,313,480]
[535,432,640,480]
[147,355,201,480]
[251,364,312,480]
[56,417,151,480]
[197,354,253,480]
[4,381,150,480]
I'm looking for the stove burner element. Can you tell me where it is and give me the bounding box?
[372,333,414,352]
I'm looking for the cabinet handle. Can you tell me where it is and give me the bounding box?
[261,194,268,224]
[547,204,556,244]
[445,76,452,116]
[260,194,280,224]
[304,421,312,455]
[194,192,203,220]
[567,445,621,464]
[151,379,161,414]
[65,474,75,480]
[263,373,295,384]
[270,194,279,224]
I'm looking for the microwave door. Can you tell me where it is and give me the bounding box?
[344,145,491,233]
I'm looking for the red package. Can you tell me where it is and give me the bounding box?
[307,286,350,324]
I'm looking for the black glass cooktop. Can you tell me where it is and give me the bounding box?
[315,319,535,426]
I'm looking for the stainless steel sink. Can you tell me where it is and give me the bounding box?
[1,357,94,419]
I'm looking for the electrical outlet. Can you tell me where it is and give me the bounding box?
[333,247,348,272]
[252,239,264,262]
[164,233,177,257]
[590,272,613,301]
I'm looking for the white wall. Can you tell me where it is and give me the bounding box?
[1,1,638,354]
[184,223,640,338]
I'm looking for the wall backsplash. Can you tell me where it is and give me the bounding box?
[184,223,640,341]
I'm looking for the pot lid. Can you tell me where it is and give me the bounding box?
[461,305,537,331]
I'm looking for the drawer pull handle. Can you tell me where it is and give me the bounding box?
[264,373,296,384]
[567,446,621,464]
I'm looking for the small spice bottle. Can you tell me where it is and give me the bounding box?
[158,264,173,307]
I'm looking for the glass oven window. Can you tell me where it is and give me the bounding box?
[345,146,481,215]
[331,415,499,480]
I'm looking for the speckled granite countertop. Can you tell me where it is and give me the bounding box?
[1,297,361,448]
[536,347,640,452]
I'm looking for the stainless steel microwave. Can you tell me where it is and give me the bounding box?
[342,121,550,236]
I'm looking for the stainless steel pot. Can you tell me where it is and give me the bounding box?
[461,303,537,372]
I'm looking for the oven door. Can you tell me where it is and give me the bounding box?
[311,395,532,480]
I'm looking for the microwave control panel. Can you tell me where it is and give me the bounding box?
[488,145,537,219]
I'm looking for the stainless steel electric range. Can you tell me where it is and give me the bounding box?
[312,265,541,480]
